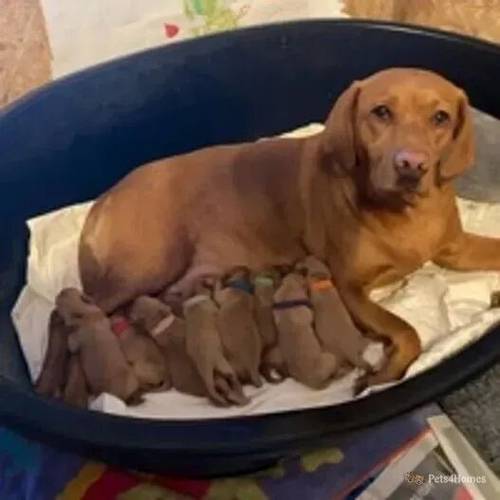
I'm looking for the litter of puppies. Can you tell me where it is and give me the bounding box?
[35,257,385,409]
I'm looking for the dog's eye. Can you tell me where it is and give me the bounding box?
[432,110,450,125]
[371,105,392,121]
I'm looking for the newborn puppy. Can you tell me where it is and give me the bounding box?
[130,296,205,397]
[35,310,70,398]
[132,295,248,403]
[214,267,262,388]
[273,273,338,389]
[183,279,249,406]
[110,314,168,390]
[55,288,141,404]
[252,269,288,383]
[297,256,372,373]
[63,355,89,408]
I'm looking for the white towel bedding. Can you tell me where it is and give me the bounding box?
[12,123,500,419]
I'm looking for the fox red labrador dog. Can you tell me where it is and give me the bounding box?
[80,67,498,388]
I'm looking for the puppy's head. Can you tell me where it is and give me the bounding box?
[55,288,101,327]
[129,296,172,332]
[321,68,474,207]
[295,256,331,280]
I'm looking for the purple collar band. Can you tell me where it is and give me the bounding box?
[273,299,311,310]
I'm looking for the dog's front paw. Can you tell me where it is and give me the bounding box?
[352,364,388,396]
[353,372,369,396]
[353,364,402,396]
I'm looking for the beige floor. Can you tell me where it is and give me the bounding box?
[1,0,500,108]
[0,0,51,107]
[344,0,500,42]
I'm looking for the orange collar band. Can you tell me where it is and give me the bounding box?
[310,279,334,291]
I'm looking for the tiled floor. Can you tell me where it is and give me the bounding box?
[0,0,51,107]
[344,0,500,42]
[1,0,500,108]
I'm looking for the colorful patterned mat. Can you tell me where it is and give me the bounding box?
[0,405,438,499]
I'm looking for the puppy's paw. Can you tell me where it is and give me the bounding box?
[250,370,263,388]
[126,390,145,406]
[261,364,286,384]
[147,379,172,393]
[214,374,249,407]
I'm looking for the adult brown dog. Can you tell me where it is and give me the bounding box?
[80,67,496,388]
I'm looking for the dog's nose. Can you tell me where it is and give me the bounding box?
[393,149,428,177]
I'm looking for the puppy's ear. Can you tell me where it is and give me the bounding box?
[321,81,362,171]
[439,91,475,181]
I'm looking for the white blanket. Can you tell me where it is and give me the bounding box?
[12,123,500,419]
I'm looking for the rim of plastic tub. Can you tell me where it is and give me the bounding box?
[1,19,500,474]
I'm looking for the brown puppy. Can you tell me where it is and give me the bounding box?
[252,269,288,383]
[63,355,89,408]
[81,68,489,387]
[131,296,246,404]
[130,296,205,397]
[183,281,249,406]
[214,267,262,388]
[35,310,70,398]
[297,256,371,373]
[109,314,168,390]
[273,273,338,389]
[55,288,141,403]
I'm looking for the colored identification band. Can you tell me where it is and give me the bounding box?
[227,278,254,294]
[310,279,334,291]
[151,314,176,337]
[111,317,129,337]
[254,276,274,287]
[273,299,312,310]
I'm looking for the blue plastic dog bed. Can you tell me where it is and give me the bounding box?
[1,20,500,476]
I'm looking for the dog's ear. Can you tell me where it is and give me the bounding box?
[321,81,362,171]
[439,91,475,181]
